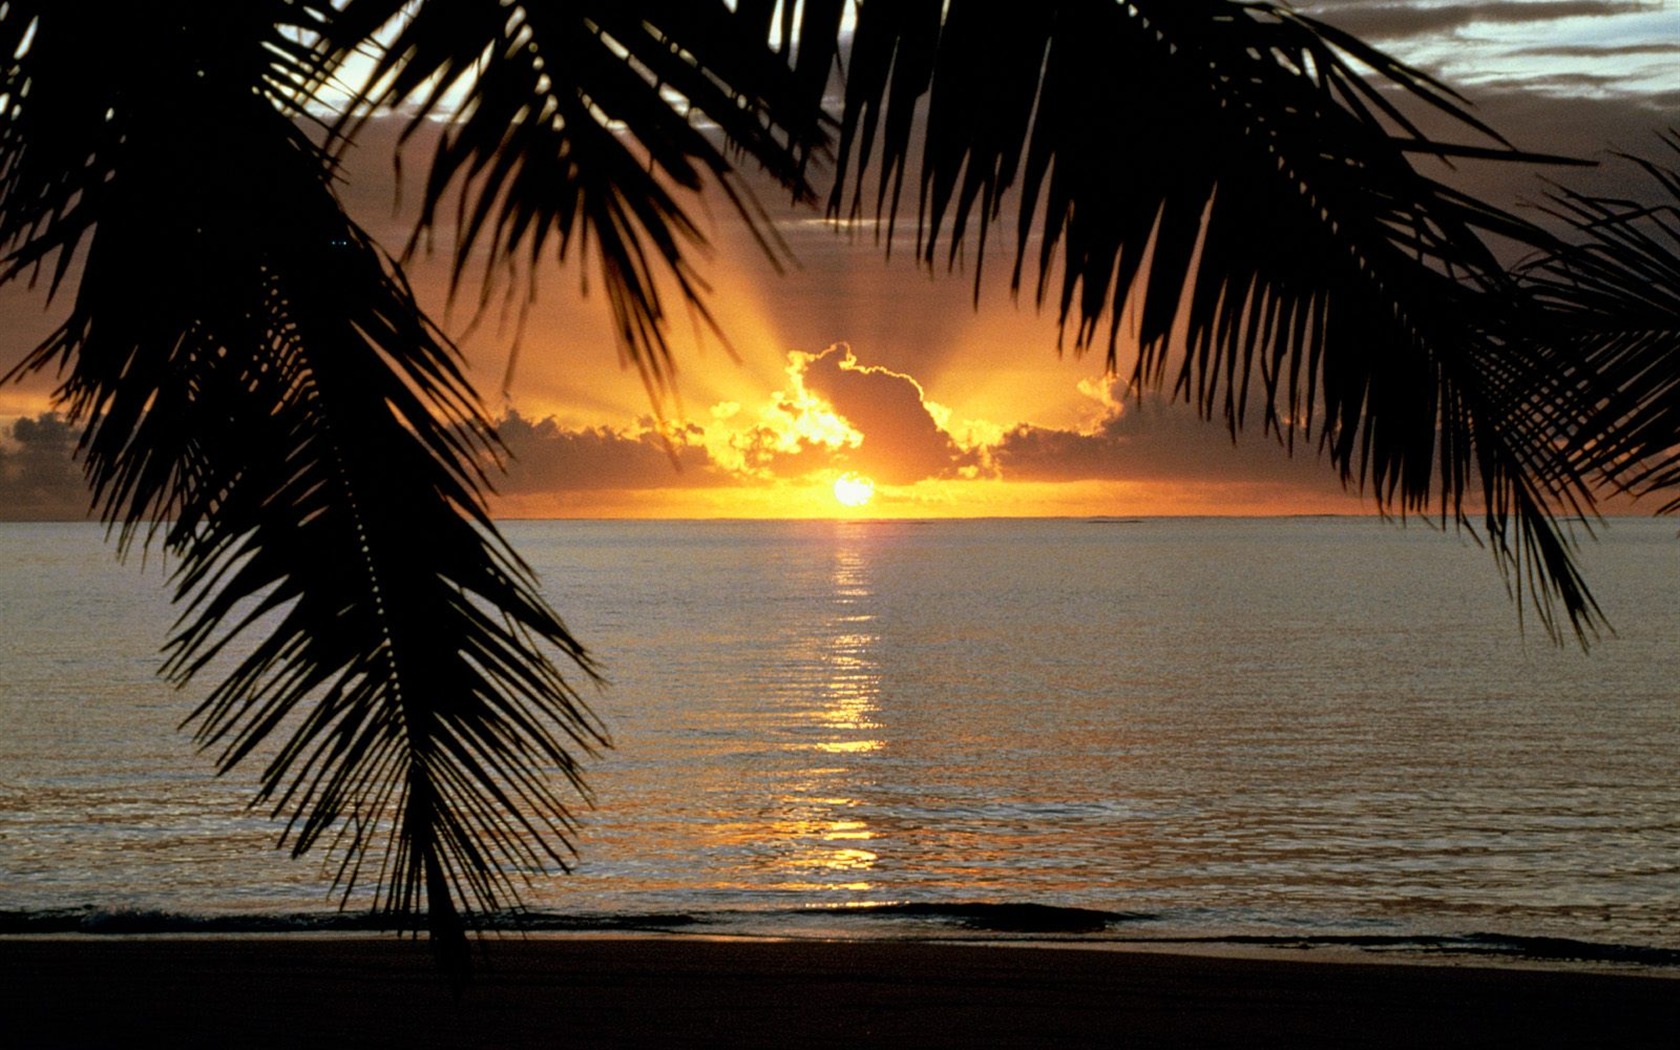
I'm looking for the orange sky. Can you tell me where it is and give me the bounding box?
[344,116,1378,520]
[5,0,1677,520]
[0,111,1377,520]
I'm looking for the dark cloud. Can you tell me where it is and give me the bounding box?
[1485,71,1640,94]
[1513,42,1680,59]
[0,408,727,519]
[1449,87,1680,205]
[1302,2,1657,40]
[1352,86,1680,256]
[493,411,722,493]
[991,379,1353,495]
[796,344,980,485]
[0,412,93,521]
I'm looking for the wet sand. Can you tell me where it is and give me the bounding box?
[3,936,1676,1047]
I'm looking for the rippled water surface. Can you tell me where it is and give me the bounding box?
[4,518,1679,955]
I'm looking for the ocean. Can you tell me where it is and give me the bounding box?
[3,517,1679,968]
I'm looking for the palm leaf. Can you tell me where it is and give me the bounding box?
[313,0,839,397]
[1517,135,1680,513]
[1,1,604,968]
[829,0,1602,638]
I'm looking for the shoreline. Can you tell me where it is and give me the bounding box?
[9,912,1680,977]
[5,935,1677,1047]
[9,926,1680,976]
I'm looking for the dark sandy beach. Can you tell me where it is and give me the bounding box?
[2,937,1676,1047]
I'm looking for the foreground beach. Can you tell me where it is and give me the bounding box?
[3,937,1676,1047]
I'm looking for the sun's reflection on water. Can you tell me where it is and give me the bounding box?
[811,740,882,754]
[712,523,887,894]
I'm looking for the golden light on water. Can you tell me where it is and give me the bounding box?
[691,525,891,899]
[813,739,883,754]
[833,472,875,508]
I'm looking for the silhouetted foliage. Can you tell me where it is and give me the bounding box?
[1518,137,1680,515]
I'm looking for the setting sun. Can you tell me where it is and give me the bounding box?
[833,472,875,508]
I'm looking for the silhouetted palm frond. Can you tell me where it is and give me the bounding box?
[1517,136,1680,514]
[830,0,1602,638]
[1,1,604,967]
[314,0,842,397]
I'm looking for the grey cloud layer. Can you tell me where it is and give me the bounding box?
[991,380,1350,493]
[0,414,92,520]
[495,412,720,492]
[1303,1,1657,40]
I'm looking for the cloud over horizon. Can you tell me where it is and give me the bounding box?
[7,336,1633,520]
[480,343,1361,513]
[785,344,980,485]
[489,343,981,498]
[495,412,722,493]
[0,413,92,521]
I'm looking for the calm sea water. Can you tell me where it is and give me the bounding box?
[3,518,1679,964]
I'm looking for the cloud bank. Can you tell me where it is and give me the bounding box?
[482,343,1359,514]
[0,413,92,520]
[1304,1,1659,40]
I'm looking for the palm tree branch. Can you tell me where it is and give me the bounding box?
[828,0,1601,638]
[0,2,605,970]
[312,0,835,398]
[1518,139,1680,512]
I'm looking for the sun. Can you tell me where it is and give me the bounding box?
[833,472,875,508]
